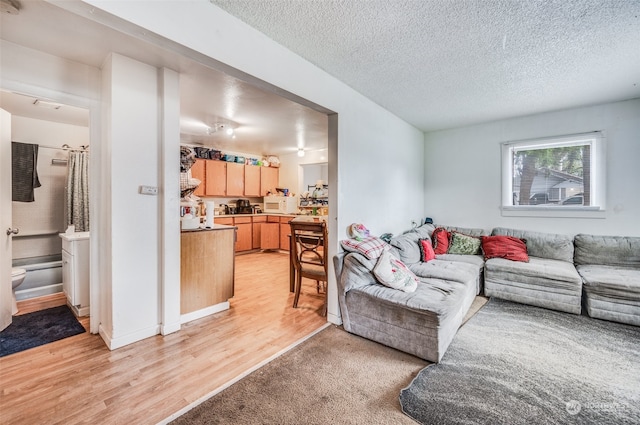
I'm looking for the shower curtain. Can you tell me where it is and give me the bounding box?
[66,151,89,232]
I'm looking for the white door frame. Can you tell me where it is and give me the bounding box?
[1,82,100,334]
[1,108,13,331]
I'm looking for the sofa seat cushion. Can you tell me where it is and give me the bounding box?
[350,278,469,317]
[409,259,479,284]
[435,253,485,269]
[485,256,582,292]
[577,265,640,299]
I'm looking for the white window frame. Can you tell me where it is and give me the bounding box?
[501,132,606,218]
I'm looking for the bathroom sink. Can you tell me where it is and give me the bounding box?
[59,231,90,241]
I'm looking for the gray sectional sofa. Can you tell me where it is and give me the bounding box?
[334,223,640,363]
[334,224,485,363]
[484,227,583,314]
[574,234,640,326]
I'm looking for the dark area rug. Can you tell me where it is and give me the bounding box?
[0,305,86,357]
[400,298,640,425]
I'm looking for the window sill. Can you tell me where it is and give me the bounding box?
[501,206,606,219]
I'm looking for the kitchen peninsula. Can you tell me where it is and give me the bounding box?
[180,224,236,323]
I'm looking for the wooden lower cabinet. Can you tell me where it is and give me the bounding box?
[235,216,252,252]
[260,223,280,250]
[180,227,235,315]
[280,216,292,251]
[252,215,266,249]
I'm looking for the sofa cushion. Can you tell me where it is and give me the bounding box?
[447,232,482,255]
[435,253,485,269]
[577,265,640,298]
[373,249,418,292]
[340,236,388,260]
[481,235,529,262]
[574,234,640,268]
[432,227,450,255]
[419,239,436,262]
[491,227,574,263]
[409,259,479,284]
[390,231,423,265]
[485,256,582,291]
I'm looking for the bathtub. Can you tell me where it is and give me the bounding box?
[12,255,63,301]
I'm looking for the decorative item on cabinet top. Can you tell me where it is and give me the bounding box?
[182,144,276,166]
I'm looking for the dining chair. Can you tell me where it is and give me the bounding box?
[289,220,328,316]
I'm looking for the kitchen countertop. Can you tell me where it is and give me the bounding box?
[181,224,236,233]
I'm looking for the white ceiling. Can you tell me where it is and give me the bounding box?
[211,0,640,131]
[2,0,638,153]
[0,0,328,157]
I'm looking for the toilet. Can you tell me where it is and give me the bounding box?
[11,268,26,315]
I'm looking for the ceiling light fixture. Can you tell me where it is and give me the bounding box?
[207,122,236,138]
[297,148,305,157]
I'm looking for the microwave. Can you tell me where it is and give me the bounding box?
[263,196,298,214]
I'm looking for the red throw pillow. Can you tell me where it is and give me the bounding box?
[481,235,529,262]
[419,239,436,262]
[432,227,450,255]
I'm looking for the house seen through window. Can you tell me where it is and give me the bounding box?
[502,132,604,211]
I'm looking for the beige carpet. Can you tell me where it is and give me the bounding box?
[170,297,487,425]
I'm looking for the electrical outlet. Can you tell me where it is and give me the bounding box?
[411,220,418,228]
[139,185,158,196]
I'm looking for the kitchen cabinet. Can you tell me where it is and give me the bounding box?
[244,165,261,197]
[226,162,245,196]
[252,215,266,249]
[260,221,280,250]
[60,232,90,317]
[205,160,227,196]
[190,159,206,197]
[260,167,279,196]
[234,216,253,251]
[180,226,235,316]
[279,216,293,251]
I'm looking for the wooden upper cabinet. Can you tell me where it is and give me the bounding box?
[260,167,279,196]
[244,165,261,197]
[190,159,206,197]
[226,162,245,197]
[205,160,227,196]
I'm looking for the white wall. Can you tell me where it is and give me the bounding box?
[82,0,425,326]
[11,116,89,260]
[424,99,640,237]
[83,0,425,238]
[100,53,162,348]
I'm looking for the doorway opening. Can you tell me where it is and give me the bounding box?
[0,89,92,336]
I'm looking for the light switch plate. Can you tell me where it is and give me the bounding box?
[139,185,158,196]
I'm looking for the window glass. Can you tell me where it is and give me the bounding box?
[501,132,604,214]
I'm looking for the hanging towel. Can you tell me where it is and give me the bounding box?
[11,142,41,202]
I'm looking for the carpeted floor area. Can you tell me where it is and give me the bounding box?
[170,324,425,424]
[0,305,86,357]
[169,297,488,424]
[400,298,640,425]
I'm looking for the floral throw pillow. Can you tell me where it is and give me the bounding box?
[373,249,418,292]
[447,232,482,255]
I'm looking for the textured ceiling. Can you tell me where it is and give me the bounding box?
[211,0,640,131]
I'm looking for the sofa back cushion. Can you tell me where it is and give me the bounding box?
[574,234,640,268]
[389,231,422,265]
[491,227,574,263]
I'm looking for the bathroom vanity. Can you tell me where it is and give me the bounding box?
[180,224,236,323]
[60,232,90,317]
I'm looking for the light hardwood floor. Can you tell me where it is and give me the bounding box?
[0,251,327,424]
